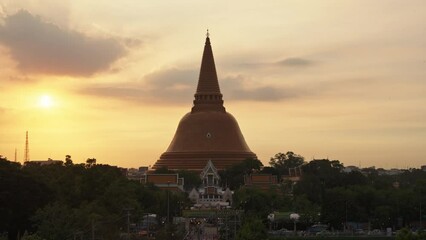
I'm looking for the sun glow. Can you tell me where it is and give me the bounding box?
[38,95,53,108]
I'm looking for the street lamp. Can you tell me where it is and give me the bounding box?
[267,213,275,230]
[290,213,300,235]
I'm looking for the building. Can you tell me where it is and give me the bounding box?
[24,158,63,166]
[126,167,185,191]
[188,160,233,209]
[342,165,361,173]
[126,167,149,180]
[152,34,257,172]
[244,174,280,191]
[129,173,185,192]
[377,168,404,176]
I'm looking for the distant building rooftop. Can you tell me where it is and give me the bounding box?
[24,159,63,166]
[128,173,184,192]
[244,174,279,191]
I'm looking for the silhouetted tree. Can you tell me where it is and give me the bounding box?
[233,187,280,217]
[0,159,49,240]
[177,170,201,191]
[220,158,263,189]
[64,155,73,166]
[269,151,305,176]
[85,158,96,167]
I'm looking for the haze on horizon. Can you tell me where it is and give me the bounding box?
[0,0,425,169]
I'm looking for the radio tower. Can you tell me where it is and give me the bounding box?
[14,148,17,162]
[24,131,30,162]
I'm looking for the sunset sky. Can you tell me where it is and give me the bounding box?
[0,0,425,169]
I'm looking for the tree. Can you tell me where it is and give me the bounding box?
[176,170,201,191]
[85,158,96,167]
[269,152,304,176]
[21,233,45,240]
[2,158,194,239]
[291,195,321,225]
[260,166,279,175]
[220,158,263,189]
[0,159,49,240]
[233,188,275,217]
[236,217,267,240]
[31,202,79,240]
[64,155,73,166]
[395,228,426,240]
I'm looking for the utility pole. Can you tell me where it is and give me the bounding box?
[420,201,422,230]
[127,211,131,240]
[147,213,150,237]
[345,200,348,231]
[167,181,170,224]
[225,209,229,240]
[91,219,95,240]
[123,208,133,240]
[234,210,237,238]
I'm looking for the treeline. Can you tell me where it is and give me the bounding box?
[225,153,426,233]
[0,157,187,240]
[1,153,425,240]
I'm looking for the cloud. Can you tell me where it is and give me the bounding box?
[0,10,126,76]
[238,57,315,69]
[79,68,299,104]
[276,57,314,67]
[221,75,300,101]
[80,68,197,105]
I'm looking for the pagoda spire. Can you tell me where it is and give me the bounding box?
[192,31,225,112]
[153,32,257,172]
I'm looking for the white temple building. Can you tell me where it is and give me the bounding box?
[188,160,233,209]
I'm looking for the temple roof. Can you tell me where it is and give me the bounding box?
[200,160,220,179]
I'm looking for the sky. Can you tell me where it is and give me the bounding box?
[0,0,425,169]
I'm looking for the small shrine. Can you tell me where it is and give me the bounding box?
[188,160,232,209]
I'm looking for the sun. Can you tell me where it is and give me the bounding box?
[38,95,53,108]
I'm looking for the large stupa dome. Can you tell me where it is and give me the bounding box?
[152,34,257,171]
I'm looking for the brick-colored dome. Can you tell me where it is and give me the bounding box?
[152,34,257,172]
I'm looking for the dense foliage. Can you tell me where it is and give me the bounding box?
[269,151,305,177]
[236,217,268,240]
[232,157,426,232]
[0,157,187,240]
[219,158,263,189]
[1,153,425,240]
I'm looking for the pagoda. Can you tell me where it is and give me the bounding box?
[152,33,257,172]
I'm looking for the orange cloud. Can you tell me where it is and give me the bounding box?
[0,10,126,77]
[78,67,301,104]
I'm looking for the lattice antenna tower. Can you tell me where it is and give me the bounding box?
[14,148,17,162]
[24,131,29,162]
